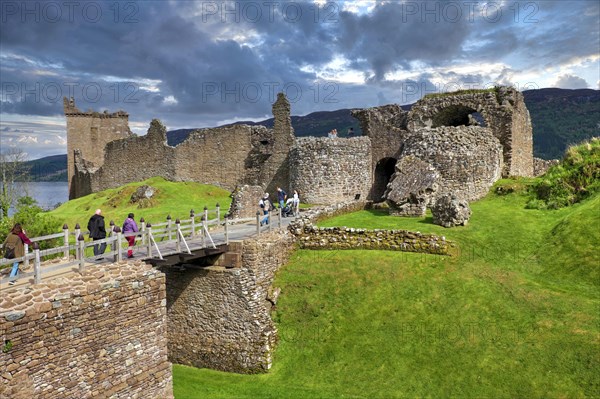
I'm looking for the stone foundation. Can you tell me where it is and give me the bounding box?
[165,231,294,374]
[291,225,451,255]
[0,262,173,399]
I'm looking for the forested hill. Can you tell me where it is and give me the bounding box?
[20,154,67,182]
[523,88,599,159]
[22,88,600,181]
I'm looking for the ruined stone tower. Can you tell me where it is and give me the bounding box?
[64,97,133,199]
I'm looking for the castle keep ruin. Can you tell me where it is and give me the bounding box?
[65,87,534,206]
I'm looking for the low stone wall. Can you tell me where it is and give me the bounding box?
[287,201,451,255]
[533,157,560,176]
[165,231,294,374]
[292,225,451,255]
[297,201,369,224]
[0,262,173,399]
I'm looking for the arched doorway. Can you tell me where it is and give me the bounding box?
[370,157,397,202]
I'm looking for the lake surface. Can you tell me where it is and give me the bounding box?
[10,182,69,214]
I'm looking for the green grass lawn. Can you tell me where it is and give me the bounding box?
[173,189,600,398]
[49,177,232,229]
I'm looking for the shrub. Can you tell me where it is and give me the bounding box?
[529,138,600,209]
[0,197,63,251]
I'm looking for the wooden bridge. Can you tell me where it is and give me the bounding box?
[0,206,295,291]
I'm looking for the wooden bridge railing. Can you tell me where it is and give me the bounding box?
[0,204,279,287]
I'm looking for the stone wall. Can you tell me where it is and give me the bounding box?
[533,157,560,176]
[64,97,133,199]
[229,185,265,219]
[69,95,294,199]
[164,231,294,374]
[291,225,451,255]
[407,87,534,177]
[351,105,408,200]
[289,137,372,204]
[0,262,173,399]
[400,126,503,201]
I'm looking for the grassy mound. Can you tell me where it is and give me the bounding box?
[173,190,600,398]
[529,137,600,209]
[50,177,232,228]
[539,193,600,286]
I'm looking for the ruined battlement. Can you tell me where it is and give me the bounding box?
[66,87,534,206]
[63,97,128,118]
[407,86,533,177]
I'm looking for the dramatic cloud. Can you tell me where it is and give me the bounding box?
[0,0,599,159]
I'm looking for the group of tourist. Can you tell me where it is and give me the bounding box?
[327,127,354,138]
[2,210,139,285]
[88,209,139,259]
[259,187,300,226]
[3,188,302,284]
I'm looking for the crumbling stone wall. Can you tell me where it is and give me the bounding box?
[289,137,372,204]
[351,105,408,197]
[407,87,533,177]
[400,126,503,201]
[164,231,294,374]
[68,95,295,199]
[229,185,265,219]
[533,157,560,176]
[291,225,451,255]
[0,262,173,399]
[64,97,133,199]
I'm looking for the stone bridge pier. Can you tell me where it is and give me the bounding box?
[163,231,294,373]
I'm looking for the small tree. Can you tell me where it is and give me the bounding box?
[0,148,30,219]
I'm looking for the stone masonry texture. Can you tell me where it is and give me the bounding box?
[407,87,533,177]
[67,86,534,209]
[400,126,504,201]
[64,97,133,199]
[0,261,173,399]
[289,137,372,204]
[67,94,294,199]
[164,231,294,374]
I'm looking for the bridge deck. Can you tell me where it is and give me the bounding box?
[0,214,294,292]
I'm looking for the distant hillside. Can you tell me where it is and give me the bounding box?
[20,154,67,182]
[26,88,600,179]
[523,88,600,159]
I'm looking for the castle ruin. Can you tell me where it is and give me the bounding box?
[65,87,534,206]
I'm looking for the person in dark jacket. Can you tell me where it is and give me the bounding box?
[122,213,139,259]
[2,223,32,285]
[276,187,287,209]
[87,209,107,257]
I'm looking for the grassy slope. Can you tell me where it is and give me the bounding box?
[173,190,599,399]
[49,177,232,229]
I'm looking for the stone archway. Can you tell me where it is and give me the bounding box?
[406,87,533,177]
[370,157,397,202]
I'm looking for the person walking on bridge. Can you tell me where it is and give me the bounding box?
[277,187,287,209]
[3,223,32,285]
[122,213,139,259]
[87,209,107,258]
[259,193,271,226]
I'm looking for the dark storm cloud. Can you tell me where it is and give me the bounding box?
[336,1,472,80]
[1,0,598,141]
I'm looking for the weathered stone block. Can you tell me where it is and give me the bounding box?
[431,194,472,228]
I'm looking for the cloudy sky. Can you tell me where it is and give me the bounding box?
[1,0,599,160]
